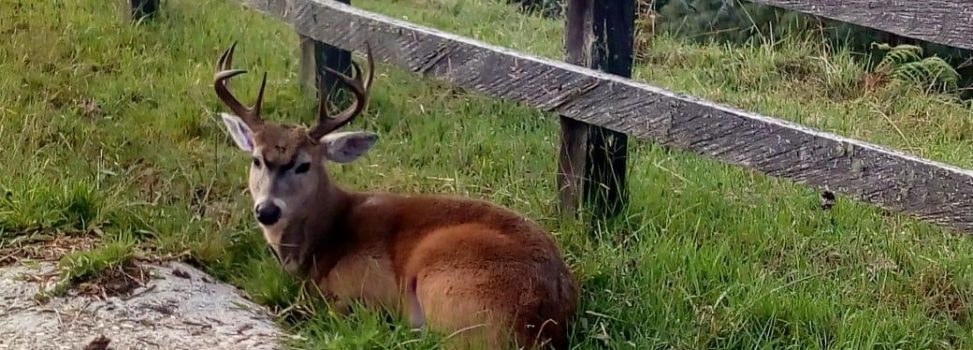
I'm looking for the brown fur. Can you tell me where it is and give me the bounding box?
[252,125,311,164]
[246,125,579,350]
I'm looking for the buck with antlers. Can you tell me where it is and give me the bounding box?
[211,42,578,349]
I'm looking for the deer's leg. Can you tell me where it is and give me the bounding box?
[406,276,425,329]
[413,268,514,350]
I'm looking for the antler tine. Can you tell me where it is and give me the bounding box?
[309,42,375,139]
[362,43,375,91]
[213,42,266,127]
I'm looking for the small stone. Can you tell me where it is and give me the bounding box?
[82,335,110,350]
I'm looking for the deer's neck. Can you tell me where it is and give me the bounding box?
[274,178,353,279]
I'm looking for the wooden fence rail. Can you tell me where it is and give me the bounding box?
[123,0,973,233]
[749,0,973,51]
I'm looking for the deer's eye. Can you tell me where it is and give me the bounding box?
[252,157,262,168]
[294,163,311,174]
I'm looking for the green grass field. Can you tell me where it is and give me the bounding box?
[3,0,973,348]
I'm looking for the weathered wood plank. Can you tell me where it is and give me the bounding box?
[557,0,592,217]
[235,0,973,232]
[297,0,351,104]
[299,36,353,98]
[298,35,319,94]
[747,0,973,51]
[559,0,633,220]
[584,0,634,218]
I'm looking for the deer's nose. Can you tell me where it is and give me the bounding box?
[254,202,281,226]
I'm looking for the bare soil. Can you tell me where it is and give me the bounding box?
[0,233,99,267]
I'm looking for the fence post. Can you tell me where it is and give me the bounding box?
[557,0,592,218]
[588,0,634,218]
[299,0,353,105]
[126,0,159,21]
[558,0,634,220]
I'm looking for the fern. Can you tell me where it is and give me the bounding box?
[895,57,960,89]
[871,43,960,91]
[872,43,922,71]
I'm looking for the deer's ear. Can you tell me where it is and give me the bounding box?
[320,131,378,163]
[219,113,255,152]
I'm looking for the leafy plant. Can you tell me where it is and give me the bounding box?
[871,43,960,91]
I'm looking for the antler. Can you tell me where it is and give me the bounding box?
[214,42,267,128]
[308,42,375,140]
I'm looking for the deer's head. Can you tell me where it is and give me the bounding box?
[213,42,377,228]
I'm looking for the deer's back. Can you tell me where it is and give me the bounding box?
[346,192,569,275]
[342,192,578,348]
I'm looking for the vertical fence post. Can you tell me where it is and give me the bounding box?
[588,0,634,218]
[559,0,634,220]
[126,0,159,21]
[299,0,353,105]
[557,0,593,218]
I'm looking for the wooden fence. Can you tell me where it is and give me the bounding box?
[125,0,973,233]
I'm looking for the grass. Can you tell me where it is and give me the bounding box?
[2,0,973,349]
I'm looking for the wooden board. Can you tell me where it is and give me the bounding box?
[558,0,632,219]
[748,0,973,51]
[583,0,634,218]
[556,0,593,217]
[235,0,973,232]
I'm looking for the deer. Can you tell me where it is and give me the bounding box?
[211,41,579,349]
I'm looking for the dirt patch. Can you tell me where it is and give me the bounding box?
[71,260,151,298]
[860,71,889,93]
[78,97,103,119]
[916,268,970,323]
[775,56,821,82]
[0,232,98,267]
